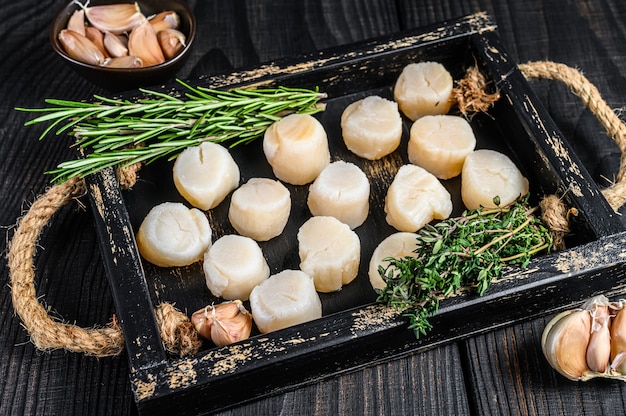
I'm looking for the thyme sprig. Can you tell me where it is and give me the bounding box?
[377,197,552,338]
[17,80,326,182]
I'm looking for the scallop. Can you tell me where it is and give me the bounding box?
[228,177,291,241]
[368,232,419,291]
[384,164,452,232]
[203,234,270,301]
[297,216,361,293]
[263,113,330,185]
[136,202,212,267]
[173,141,240,210]
[461,149,530,210]
[394,62,454,121]
[408,115,476,179]
[307,161,370,229]
[249,269,322,333]
[340,95,403,160]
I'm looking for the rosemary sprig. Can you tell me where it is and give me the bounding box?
[376,197,553,338]
[17,80,326,182]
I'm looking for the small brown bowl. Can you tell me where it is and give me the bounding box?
[50,0,196,91]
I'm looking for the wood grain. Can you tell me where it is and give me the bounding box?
[0,0,625,415]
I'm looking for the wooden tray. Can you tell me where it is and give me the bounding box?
[85,12,626,415]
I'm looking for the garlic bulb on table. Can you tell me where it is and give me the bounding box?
[541,295,626,381]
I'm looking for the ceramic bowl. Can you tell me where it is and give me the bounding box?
[50,0,196,91]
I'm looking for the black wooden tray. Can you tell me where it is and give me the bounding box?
[85,12,626,415]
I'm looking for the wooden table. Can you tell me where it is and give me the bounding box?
[2,1,626,414]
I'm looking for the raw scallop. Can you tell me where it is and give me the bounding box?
[307,161,370,229]
[340,95,403,160]
[136,202,212,267]
[384,164,452,232]
[249,269,322,333]
[263,113,330,185]
[461,149,529,210]
[228,177,291,241]
[173,141,240,210]
[394,62,453,121]
[203,234,270,301]
[368,232,419,291]
[297,216,361,292]
[408,114,476,179]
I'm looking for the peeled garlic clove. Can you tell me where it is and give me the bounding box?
[128,20,166,67]
[84,2,146,35]
[84,26,108,57]
[103,31,128,58]
[191,300,253,347]
[149,10,180,32]
[58,29,105,66]
[611,306,626,373]
[157,28,186,60]
[67,9,86,36]
[102,56,143,68]
[541,309,592,380]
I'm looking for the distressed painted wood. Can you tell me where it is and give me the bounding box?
[1,1,625,416]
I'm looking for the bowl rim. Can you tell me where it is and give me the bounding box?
[50,0,197,73]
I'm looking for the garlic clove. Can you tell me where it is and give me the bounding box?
[58,29,106,66]
[586,307,611,373]
[84,2,146,35]
[149,11,180,32]
[128,20,165,67]
[541,309,592,381]
[191,300,253,347]
[611,306,626,374]
[67,9,86,36]
[157,28,186,60]
[103,31,128,58]
[101,56,143,68]
[84,26,108,57]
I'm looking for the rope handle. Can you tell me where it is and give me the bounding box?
[7,61,626,357]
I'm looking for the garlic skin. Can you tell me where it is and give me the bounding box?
[541,309,592,381]
[586,301,611,373]
[542,295,626,382]
[67,9,86,36]
[191,300,252,347]
[149,11,181,32]
[611,307,626,373]
[84,3,146,35]
[128,20,166,67]
[157,28,186,60]
[58,29,105,66]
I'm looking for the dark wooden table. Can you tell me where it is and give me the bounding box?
[2,1,626,415]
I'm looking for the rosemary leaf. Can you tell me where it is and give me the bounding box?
[17,80,326,182]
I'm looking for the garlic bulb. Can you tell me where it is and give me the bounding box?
[191,300,253,347]
[541,295,626,381]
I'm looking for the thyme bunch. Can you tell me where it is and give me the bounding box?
[377,198,552,338]
[17,80,326,182]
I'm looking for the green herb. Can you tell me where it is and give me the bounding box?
[17,80,326,183]
[376,197,552,338]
